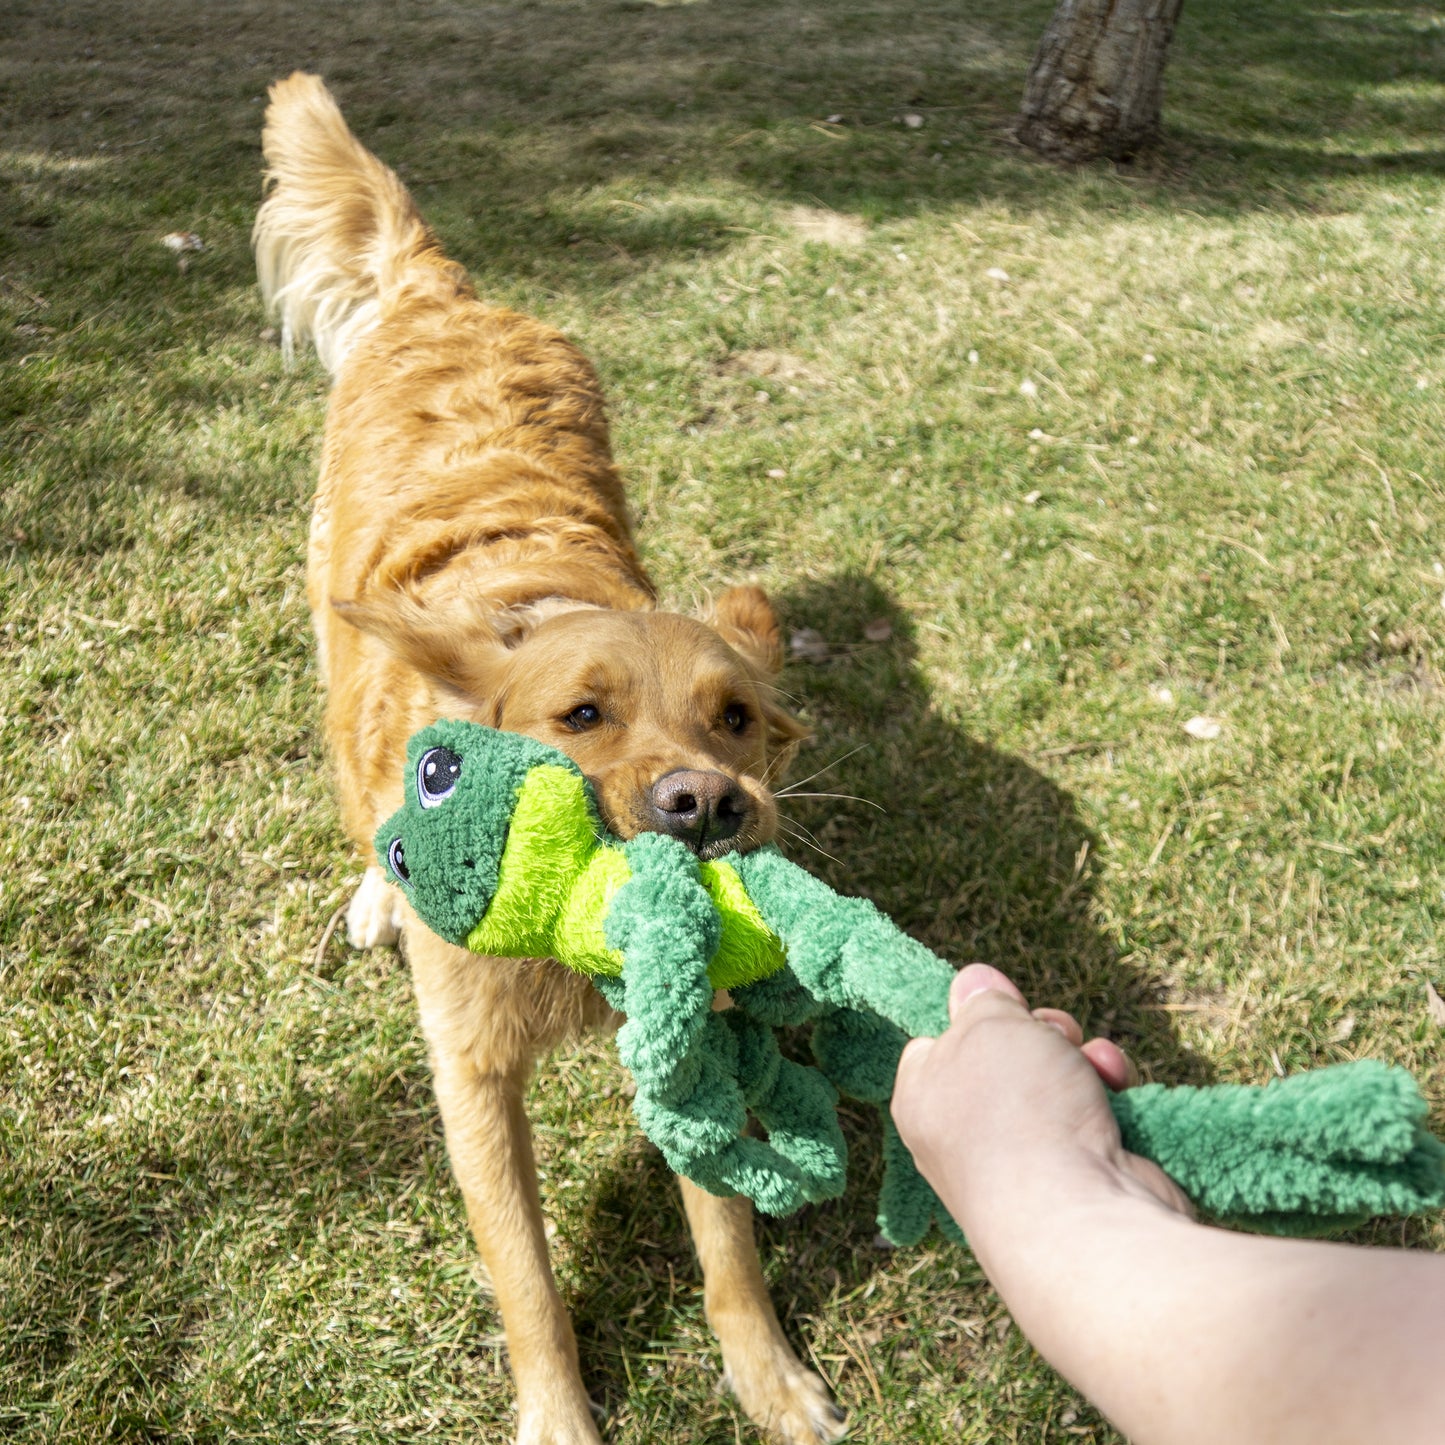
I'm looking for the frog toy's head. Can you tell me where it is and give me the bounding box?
[375,720,578,945]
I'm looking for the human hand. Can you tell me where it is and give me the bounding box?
[892,965,1191,1259]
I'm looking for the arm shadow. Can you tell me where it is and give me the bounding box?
[564,569,1214,1413]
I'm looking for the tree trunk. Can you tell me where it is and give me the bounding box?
[1016,0,1185,163]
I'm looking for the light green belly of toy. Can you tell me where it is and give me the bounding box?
[461,762,786,989]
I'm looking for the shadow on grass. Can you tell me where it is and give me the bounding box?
[772,573,1198,1058]
[244,0,1445,239]
[4,0,1443,272]
[555,571,1208,1415]
[5,0,1442,562]
[0,1048,450,1436]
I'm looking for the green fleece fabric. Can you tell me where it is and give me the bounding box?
[376,719,562,946]
[381,723,784,989]
[1112,1062,1445,1235]
[378,721,1445,1243]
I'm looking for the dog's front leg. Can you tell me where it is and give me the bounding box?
[679,1179,848,1444]
[431,1060,600,1445]
[410,935,602,1445]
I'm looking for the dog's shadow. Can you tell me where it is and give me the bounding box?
[563,570,1207,1419]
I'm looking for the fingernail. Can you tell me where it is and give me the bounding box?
[952,963,1021,1005]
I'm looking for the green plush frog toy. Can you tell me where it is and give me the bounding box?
[378,720,1445,1244]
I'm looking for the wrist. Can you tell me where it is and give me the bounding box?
[965,1157,1199,1400]
[945,1141,1183,1282]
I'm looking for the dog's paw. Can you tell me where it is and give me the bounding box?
[514,1400,605,1445]
[346,866,405,950]
[723,1347,849,1444]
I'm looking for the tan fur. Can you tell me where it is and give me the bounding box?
[255,73,842,1445]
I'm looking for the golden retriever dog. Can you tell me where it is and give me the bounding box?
[253,73,846,1445]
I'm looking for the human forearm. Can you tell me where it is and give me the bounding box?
[891,970,1445,1445]
[957,1162,1445,1445]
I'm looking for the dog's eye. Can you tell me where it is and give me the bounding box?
[563,704,601,731]
[386,836,410,884]
[721,702,750,735]
[417,746,462,808]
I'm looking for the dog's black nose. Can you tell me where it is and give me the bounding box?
[649,769,750,850]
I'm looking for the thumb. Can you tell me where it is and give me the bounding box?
[949,963,1029,1025]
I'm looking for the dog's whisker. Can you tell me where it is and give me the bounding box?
[774,790,887,813]
[763,681,805,706]
[774,817,846,870]
[776,811,843,859]
[774,742,872,794]
[761,746,801,788]
[778,812,826,846]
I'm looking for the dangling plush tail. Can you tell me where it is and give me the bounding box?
[252,72,472,375]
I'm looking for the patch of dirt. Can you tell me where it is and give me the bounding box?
[1245,318,1310,353]
[1355,625,1440,696]
[785,204,868,247]
[718,348,829,388]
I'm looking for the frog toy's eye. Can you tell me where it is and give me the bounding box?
[386,836,410,884]
[417,746,462,808]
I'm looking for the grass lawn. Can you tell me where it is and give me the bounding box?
[3,0,1443,1439]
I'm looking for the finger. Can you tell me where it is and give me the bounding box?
[1081,1036,1137,1091]
[898,1034,934,1071]
[894,1035,936,1092]
[949,963,1027,1023]
[1031,1007,1084,1045]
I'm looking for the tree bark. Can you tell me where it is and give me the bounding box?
[1016,0,1185,163]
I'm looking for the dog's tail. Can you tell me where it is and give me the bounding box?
[252,72,472,376]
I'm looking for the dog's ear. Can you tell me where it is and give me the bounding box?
[332,595,474,690]
[706,584,785,675]
[758,692,810,778]
[705,586,811,773]
[331,591,522,692]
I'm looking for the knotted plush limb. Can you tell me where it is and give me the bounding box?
[1111,1060,1445,1235]
[728,1010,848,1205]
[730,964,827,1028]
[810,1006,907,1105]
[877,1109,965,1248]
[603,831,847,1215]
[379,721,1445,1243]
[730,847,953,1038]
